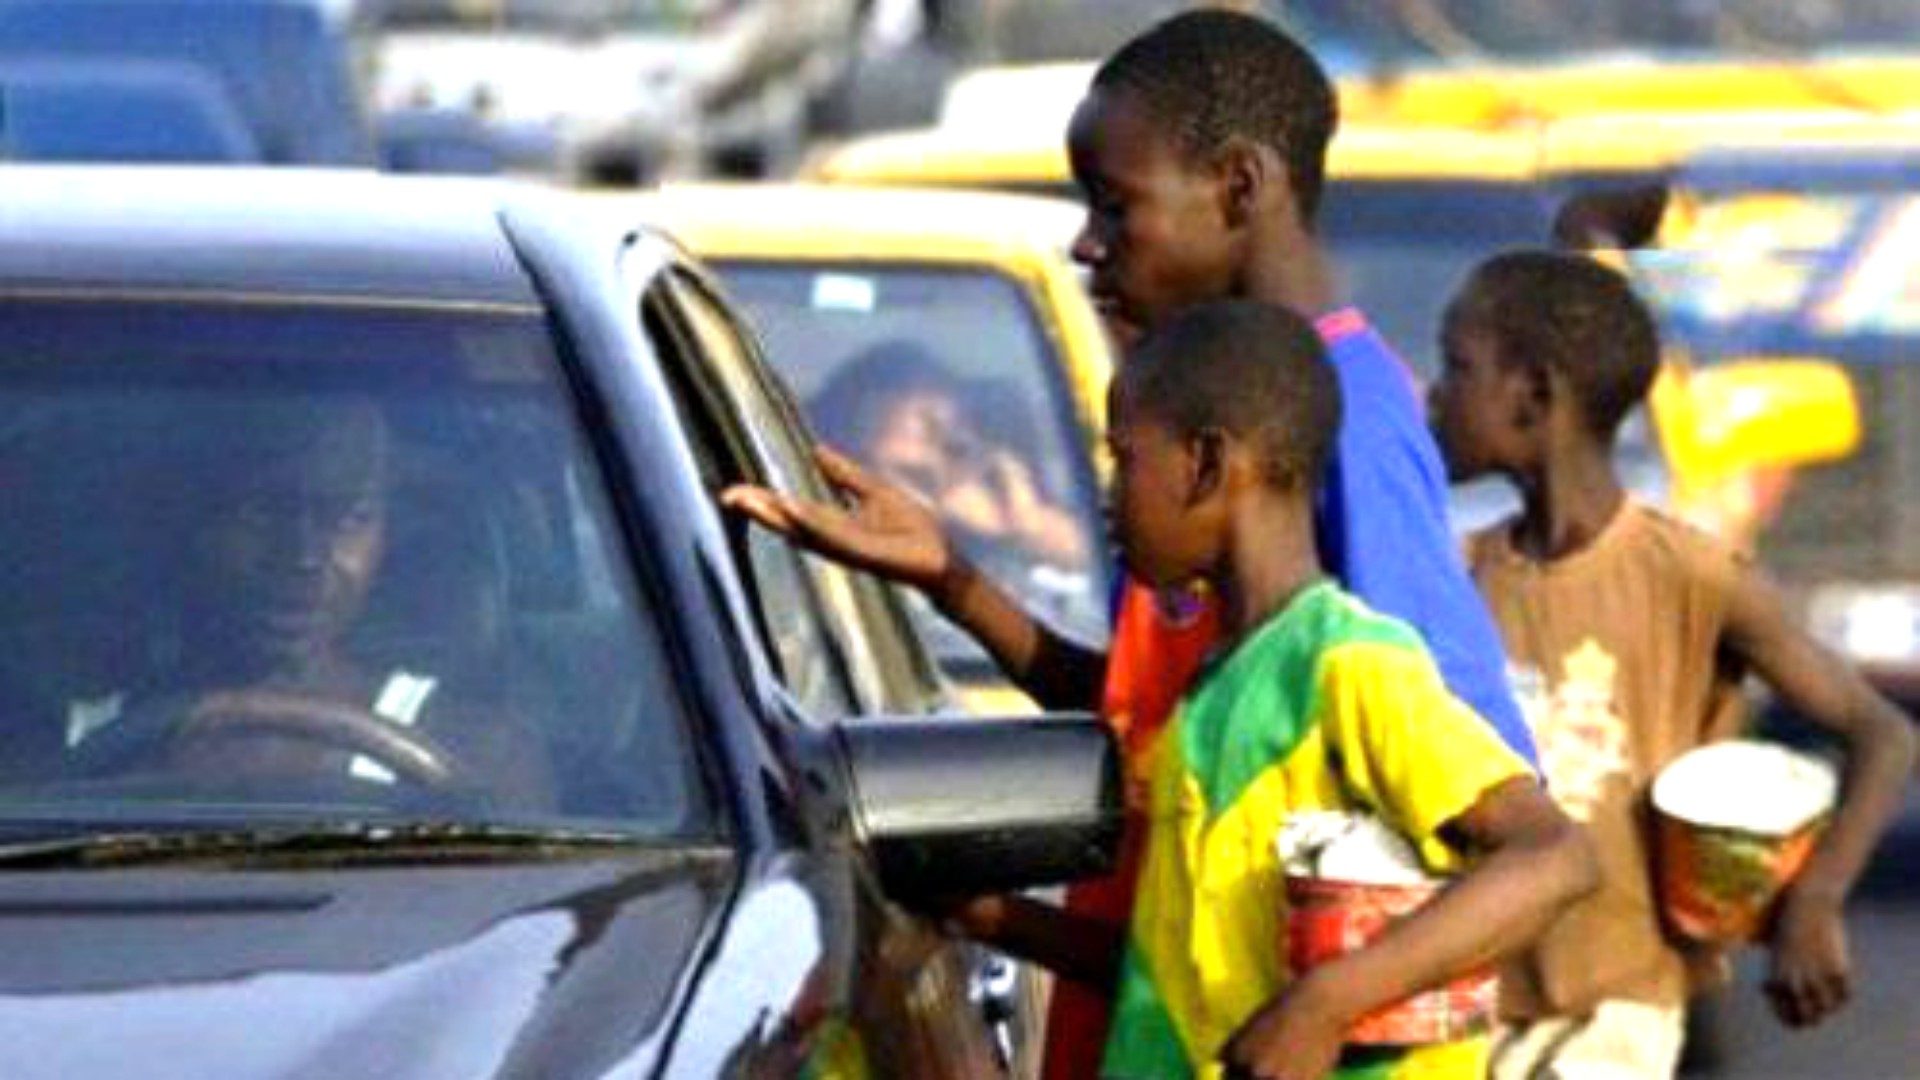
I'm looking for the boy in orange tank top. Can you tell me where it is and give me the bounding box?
[1428,249,1916,1077]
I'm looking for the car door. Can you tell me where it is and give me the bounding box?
[634,257,1009,1078]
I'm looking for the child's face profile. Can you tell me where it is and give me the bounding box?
[1105,383,1211,588]
[1067,85,1240,348]
[1429,303,1531,483]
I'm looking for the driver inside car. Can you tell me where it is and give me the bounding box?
[67,399,552,811]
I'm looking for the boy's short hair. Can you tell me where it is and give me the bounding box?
[1122,299,1340,488]
[1092,9,1337,220]
[1457,249,1660,440]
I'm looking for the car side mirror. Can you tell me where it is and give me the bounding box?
[833,713,1121,898]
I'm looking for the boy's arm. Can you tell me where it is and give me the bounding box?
[722,446,1108,710]
[937,892,1126,992]
[1719,563,1918,1028]
[1223,778,1597,1080]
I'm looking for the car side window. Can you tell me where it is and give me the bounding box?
[639,276,860,722]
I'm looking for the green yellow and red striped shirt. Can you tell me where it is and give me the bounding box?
[1102,581,1533,1079]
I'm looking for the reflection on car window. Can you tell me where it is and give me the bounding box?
[0,299,708,836]
[715,262,1110,665]
[641,277,861,721]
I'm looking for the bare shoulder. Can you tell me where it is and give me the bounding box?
[1626,501,1753,585]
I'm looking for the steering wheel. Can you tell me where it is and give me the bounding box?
[174,688,459,789]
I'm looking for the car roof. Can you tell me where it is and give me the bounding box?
[0,166,540,305]
[618,182,1087,263]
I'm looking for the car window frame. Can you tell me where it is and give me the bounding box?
[636,268,882,723]
[659,266,952,714]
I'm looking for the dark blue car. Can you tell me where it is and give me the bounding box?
[0,166,1118,1077]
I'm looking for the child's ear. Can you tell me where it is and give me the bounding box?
[1187,428,1229,506]
[1214,136,1279,230]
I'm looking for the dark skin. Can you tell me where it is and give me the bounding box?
[165,409,429,780]
[1429,294,1919,1030]
[184,410,390,693]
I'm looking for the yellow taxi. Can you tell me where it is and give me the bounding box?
[628,182,1116,714]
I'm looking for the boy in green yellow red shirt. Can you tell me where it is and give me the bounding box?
[1095,300,1596,1079]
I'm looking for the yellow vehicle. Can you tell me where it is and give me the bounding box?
[1341,53,1920,130]
[825,51,1920,181]
[813,113,1541,190]
[629,182,1115,714]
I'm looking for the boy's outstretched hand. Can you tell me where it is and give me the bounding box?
[721,445,953,593]
[1766,885,1852,1027]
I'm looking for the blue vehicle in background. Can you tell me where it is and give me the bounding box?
[0,59,262,163]
[0,0,373,166]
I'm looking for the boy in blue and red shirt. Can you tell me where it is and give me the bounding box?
[724,11,1536,1077]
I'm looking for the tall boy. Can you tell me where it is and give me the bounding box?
[724,11,1535,1075]
[1099,300,1594,1079]
[1428,250,1916,1077]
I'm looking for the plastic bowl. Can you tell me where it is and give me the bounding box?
[1285,875,1495,1045]
[1650,741,1836,943]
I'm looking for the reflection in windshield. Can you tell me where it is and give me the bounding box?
[715,262,1110,664]
[0,299,707,837]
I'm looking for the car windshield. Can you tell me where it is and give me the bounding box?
[378,0,737,32]
[0,297,711,840]
[713,261,1111,669]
